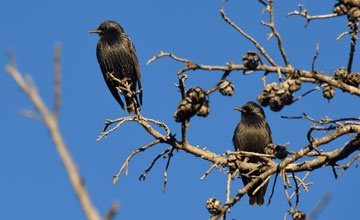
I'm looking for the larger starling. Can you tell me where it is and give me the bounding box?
[88,20,142,113]
[232,101,272,206]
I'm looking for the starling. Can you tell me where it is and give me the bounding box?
[88,20,142,113]
[232,101,272,206]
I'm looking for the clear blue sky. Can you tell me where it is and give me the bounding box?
[1,0,359,219]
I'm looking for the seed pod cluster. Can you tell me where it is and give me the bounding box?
[333,2,360,21]
[334,67,347,82]
[174,87,210,122]
[206,198,222,215]
[333,2,352,16]
[347,72,360,86]
[334,67,360,87]
[218,80,235,96]
[242,51,260,70]
[257,79,300,111]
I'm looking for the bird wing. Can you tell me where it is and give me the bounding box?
[265,122,273,144]
[129,40,142,105]
[96,42,126,110]
[102,63,126,110]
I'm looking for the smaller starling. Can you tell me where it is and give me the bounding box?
[232,101,273,206]
[88,20,142,113]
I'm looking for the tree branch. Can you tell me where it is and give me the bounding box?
[5,61,101,220]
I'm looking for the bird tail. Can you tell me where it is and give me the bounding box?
[125,95,141,114]
[241,175,268,206]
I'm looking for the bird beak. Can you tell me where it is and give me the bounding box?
[233,107,245,113]
[88,29,102,34]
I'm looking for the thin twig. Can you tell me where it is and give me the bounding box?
[112,139,161,184]
[139,147,173,181]
[253,175,271,195]
[178,75,189,144]
[267,170,279,206]
[294,171,312,192]
[283,171,294,212]
[97,116,136,141]
[307,192,332,220]
[312,42,319,71]
[347,22,358,73]
[292,84,324,103]
[287,4,338,27]
[163,147,175,193]
[261,0,291,67]
[53,44,61,120]
[201,164,219,180]
[291,172,300,211]
[220,6,277,66]
[104,202,119,220]
[335,152,360,177]
[226,173,231,203]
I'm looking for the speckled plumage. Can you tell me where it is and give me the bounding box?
[232,101,272,205]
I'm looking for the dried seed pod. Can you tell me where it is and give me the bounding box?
[186,87,206,104]
[280,91,294,105]
[274,145,288,159]
[269,95,283,111]
[174,87,211,121]
[173,100,194,122]
[196,100,210,117]
[257,91,270,107]
[242,51,260,70]
[286,79,301,92]
[347,72,360,87]
[218,80,235,96]
[268,82,280,92]
[323,84,335,101]
[334,67,347,82]
[333,4,346,15]
[206,198,222,215]
[347,6,360,21]
[292,211,306,220]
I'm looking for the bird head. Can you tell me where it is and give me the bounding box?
[233,101,266,120]
[88,20,124,37]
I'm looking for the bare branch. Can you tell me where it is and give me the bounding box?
[5,62,101,220]
[104,202,119,220]
[139,147,173,181]
[312,42,320,71]
[220,6,277,66]
[226,173,231,203]
[261,0,291,67]
[112,139,161,184]
[308,192,332,220]
[163,147,175,193]
[287,4,337,27]
[347,22,358,73]
[200,164,219,180]
[335,152,360,176]
[148,51,360,97]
